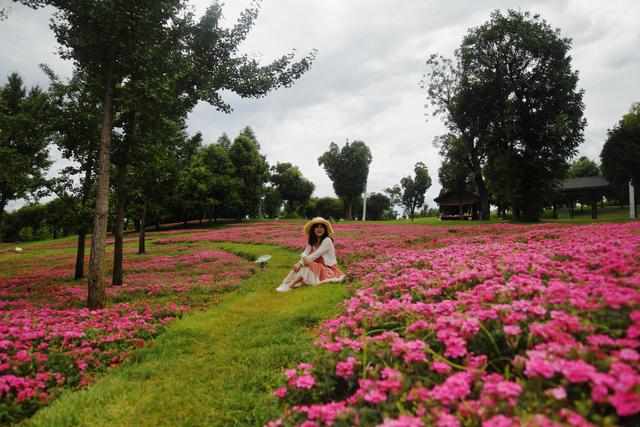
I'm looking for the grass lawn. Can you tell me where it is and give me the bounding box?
[22,242,349,427]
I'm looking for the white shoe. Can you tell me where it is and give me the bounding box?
[276,283,291,292]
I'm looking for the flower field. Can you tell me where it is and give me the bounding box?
[1,221,639,426]
[0,236,254,423]
[163,221,640,426]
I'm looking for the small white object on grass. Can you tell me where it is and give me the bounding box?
[254,254,272,268]
[14,247,23,253]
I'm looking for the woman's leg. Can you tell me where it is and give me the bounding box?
[289,275,305,288]
[281,269,300,285]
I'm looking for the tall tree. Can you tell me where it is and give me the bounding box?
[43,66,101,279]
[239,126,260,149]
[217,133,232,150]
[567,156,601,178]
[0,73,52,241]
[424,10,585,221]
[262,186,282,219]
[314,197,345,220]
[436,134,476,195]
[229,134,269,218]
[318,140,372,220]
[423,54,491,219]
[366,193,392,220]
[601,103,640,213]
[270,162,315,217]
[16,0,315,308]
[400,162,432,221]
[384,184,403,214]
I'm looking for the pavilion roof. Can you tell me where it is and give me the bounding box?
[559,176,610,192]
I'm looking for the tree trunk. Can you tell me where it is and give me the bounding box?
[469,158,490,220]
[476,182,490,221]
[139,197,148,254]
[75,227,87,280]
[112,158,128,286]
[74,162,93,280]
[87,51,116,310]
[347,201,353,220]
[464,136,490,221]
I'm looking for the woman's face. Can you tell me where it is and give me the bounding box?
[313,224,326,237]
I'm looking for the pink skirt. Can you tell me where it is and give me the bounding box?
[281,258,346,286]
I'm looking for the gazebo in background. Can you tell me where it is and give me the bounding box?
[553,176,610,219]
[434,190,480,220]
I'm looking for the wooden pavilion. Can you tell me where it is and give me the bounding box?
[553,176,610,219]
[434,190,480,220]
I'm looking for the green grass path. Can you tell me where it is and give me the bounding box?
[24,242,349,427]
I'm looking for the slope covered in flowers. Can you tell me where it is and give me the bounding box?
[0,237,253,423]
[169,220,640,426]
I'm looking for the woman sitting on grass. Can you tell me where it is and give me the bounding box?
[276,217,345,292]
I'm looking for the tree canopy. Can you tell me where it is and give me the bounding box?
[567,156,600,178]
[400,162,432,221]
[318,140,372,220]
[0,73,52,240]
[601,103,640,207]
[270,162,315,217]
[14,0,316,308]
[424,9,585,221]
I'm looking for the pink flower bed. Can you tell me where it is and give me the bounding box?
[274,222,640,426]
[188,221,639,426]
[0,242,254,422]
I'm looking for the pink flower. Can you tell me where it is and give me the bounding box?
[558,409,595,427]
[618,348,639,362]
[561,360,596,383]
[610,390,640,416]
[430,360,452,374]
[482,415,518,427]
[273,387,287,399]
[546,386,567,400]
[503,325,521,335]
[524,358,555,379]
[336,356,357,379]
[295,375,316,390]
[284,369,297,380]
[298,362,314,372]
[364,388,387,403]
[436,412,460,427]
[378,415,424,427]
[429,373,472,406]
[381,367,402,380]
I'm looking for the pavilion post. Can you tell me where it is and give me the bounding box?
[631,180,637,219]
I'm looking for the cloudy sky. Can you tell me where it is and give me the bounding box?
[2,0,639,212]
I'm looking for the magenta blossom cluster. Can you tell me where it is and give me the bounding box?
[221,222,639,426]
[0,242,254,423]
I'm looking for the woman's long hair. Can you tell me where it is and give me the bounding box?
[308,223,333,246]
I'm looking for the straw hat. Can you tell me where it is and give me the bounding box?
[303,217,334,236]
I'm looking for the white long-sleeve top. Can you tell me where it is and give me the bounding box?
[301,238,338,266]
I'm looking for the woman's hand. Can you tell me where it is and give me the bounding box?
[293,262,301,272]
[302,256,312,267]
